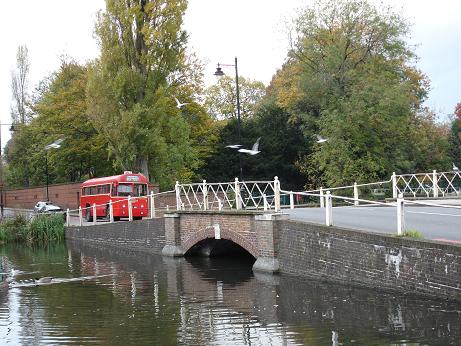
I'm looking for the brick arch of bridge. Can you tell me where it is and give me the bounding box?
[181,228,258,258]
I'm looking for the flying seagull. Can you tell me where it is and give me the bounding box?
[238,137,261,155]
[315,134,328,143]
[44,138,64,150]
[453,163,459,171]
[225,144,242,149]
[174,97,189,109]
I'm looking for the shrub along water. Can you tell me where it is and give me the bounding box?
[0,214,65,244]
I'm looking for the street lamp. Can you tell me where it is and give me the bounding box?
[44,138,64,201]
[0,122,16,218]
[214,56,243,179]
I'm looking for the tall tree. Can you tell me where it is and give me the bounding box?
[204,76,266,119]
[87,0,202,188]
[269,0,445,187]
[11,45,31,124]
[5,60,114,188]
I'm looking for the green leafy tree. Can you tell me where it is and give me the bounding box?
[204,76,265,120]
[86,0,203,188]
[269,0,447,187]
[5,60,114,188]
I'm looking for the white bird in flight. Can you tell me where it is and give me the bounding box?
[225,144,242,149]
[453,163,459,171]
[315,134,328,143]
[45,138,64,150]
[238,137,261,155]
[174,97,189,109]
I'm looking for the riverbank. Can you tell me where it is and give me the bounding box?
[0,214,65,244]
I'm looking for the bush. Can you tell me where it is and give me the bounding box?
[0,213,65,244]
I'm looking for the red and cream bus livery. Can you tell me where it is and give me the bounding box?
[80,171,149,221]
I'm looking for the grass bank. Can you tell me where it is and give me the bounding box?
[0,214,65,244]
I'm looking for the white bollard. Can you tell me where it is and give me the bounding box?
[92,203,97,225]
[175,181,181,211]
[274,176,281,212]
[325,191,333,226]
[218,198,223,211]
[432,170,438,198]
[320,187,325,208]
[354,182,359,206]
[202,180,207,211]
[150,191,155,219]
[109,201,114,223]
[128,197,133,221]
[396,193,404,235]
[234,178,241,210]
[290,191,294,209]
[79,206,82,226]
[66,208,70,227]
[392,172,397,199]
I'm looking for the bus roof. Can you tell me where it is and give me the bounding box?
[81,171,149,187]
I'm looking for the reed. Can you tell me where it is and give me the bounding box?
[0,214,65,244]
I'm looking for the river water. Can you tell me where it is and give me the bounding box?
[0,241,460,345]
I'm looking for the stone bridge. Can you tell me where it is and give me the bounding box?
[161,211,286,273]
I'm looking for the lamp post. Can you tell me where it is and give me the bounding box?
[0,122,16,218]
[44,138,64,201]
[214,57,243,180]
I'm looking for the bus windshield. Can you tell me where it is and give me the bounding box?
[113,183,147,197]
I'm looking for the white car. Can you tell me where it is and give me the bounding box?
[34,201,62,213]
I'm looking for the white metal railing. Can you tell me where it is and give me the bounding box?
[175,177,281,212]
[40,189,176,227]
[32,169,460,232]
[392,170,461,198]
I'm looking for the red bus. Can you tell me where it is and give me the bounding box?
[80,171,149,221]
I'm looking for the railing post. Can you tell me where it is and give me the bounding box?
[234,178,241,210]
[263,194,268,211]
[325,191,332,226]
[78,206,82,226]
[218,198,223,211]
[274,176,281,212]
[109,201,114,223]
[128,197,133,221]
[175,181,181,211]
[432,170,438,198]
[150,191,155,218]
[396,193,404,235]
[392,172,397,199]
[92,203,97,225]
[320,187,325,208]
[353,182,359,206]
[66,208,70,227]
[202,180,207,211]
[289,191,294,209]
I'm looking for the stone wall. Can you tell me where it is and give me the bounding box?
[66,218,165,254]
[4,182,161,210]
[4,182,82,209]
[277,220,461,300]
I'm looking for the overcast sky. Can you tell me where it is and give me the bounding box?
[1,0,460,146]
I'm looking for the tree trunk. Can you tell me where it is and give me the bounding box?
[135,155,149,179]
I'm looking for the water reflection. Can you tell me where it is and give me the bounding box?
[0,241,459,345]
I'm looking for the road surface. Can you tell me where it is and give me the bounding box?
[286,205,461,242]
